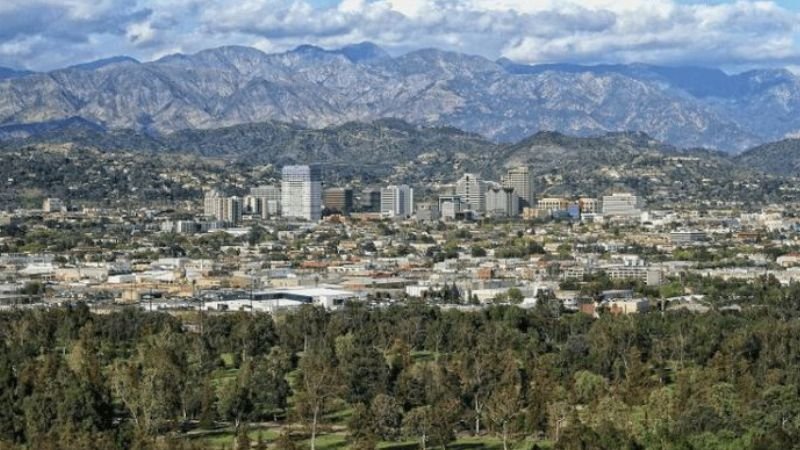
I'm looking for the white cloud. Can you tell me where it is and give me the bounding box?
[126,21,156,45]
[0,0,798,72]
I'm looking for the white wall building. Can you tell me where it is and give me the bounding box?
[602,193,643,218]
[380,185,414,218]
[281,165,322,221]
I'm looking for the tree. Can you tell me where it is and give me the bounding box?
[403,406,433,450]
[111,331,187,437]
[234,423,251,450]
[507,288,524,304]
[18,352,112,444]
[248,224,266,246]
[218,360,254,431]
[250,347,291,421]
[484,358,523,450]
[572,370,607,405]
[428,398,460,449]
[293,345,341,450]
[370,394,402,441]
[452,348,500,435]
[348,403,378,450]
[197,376,216,428]
[335,333,388,405]
[0,348,20,441]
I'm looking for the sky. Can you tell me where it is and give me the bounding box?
[1,0,799,72]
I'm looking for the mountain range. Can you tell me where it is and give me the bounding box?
[2,43,800,152]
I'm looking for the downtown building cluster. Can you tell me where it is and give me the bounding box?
[187,164,649,231]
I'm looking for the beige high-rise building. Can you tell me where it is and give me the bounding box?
[203,189,242,224]
[502,166,535,211]
[203,189,224,217]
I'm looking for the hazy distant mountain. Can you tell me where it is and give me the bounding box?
[67,56,140,71]
[1,43,800,151]
[0,66,33,80]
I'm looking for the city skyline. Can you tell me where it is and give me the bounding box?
[2,2,800,448]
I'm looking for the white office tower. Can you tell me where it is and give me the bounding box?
[456,173,487,214]
[203,189,224,217]
[281,165,322,221]
[381,185,414,218]
[486,187,519,217]
[602,193,643,218]
[246,185,281,218]
[502,166,534,210]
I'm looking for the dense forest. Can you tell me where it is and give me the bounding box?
[2,292,800,450]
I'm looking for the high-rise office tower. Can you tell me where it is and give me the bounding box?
[322,188,354,215]
[456,173,487,214]
[221,196,243,224]
[380,185,414,218]
[281,165,322,221]
[502,166,535,210]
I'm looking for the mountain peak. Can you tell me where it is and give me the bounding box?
[336,42,390,63]
[291,44,327,54]
[0,66,33,80]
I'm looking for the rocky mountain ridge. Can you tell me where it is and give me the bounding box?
[2,43,800,151]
